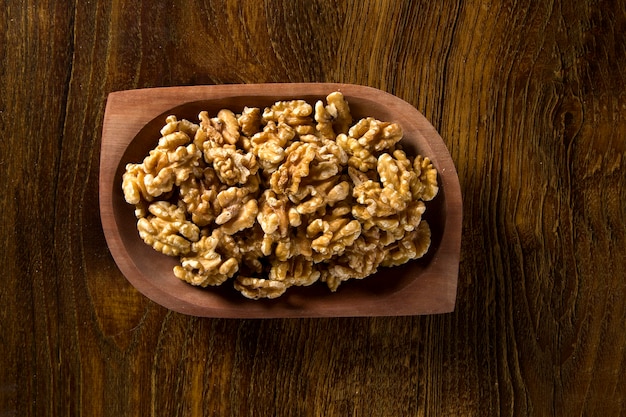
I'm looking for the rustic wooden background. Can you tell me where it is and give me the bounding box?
[2,0,625,415]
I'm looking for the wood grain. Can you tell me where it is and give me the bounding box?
[1,0,625,416]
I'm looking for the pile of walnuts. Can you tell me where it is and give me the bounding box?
[122,92,438,299]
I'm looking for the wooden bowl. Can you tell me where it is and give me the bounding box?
[99,83,462,318]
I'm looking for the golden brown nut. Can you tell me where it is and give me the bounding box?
[194,113,211,147]
[215,187,259,235]
[326,91,353,135]
[215,109,240,146]
[269,256,321,287]
[122,163,151,205]
[381,221,431,267]
[150,144,202,194]
[292,180,350,216]
[238,107,262,138]
[178,167,224,226]
[352,151,417,220]
[136,201,200,257]
[257,189,294,237]
[321,235,386,291]
[160,115,199,138]
[314,100,336,139]
[311,138,349,179]
[269,138,348,203]
[411,155,439,201]
[232,224,265,275]
[250,121,295,172]
[122,134,202,203]
[203,146,258,186]
[174,229,240,287]
[262,99,313,127]
[195,111,233,149]
[234,276,288,299]
[349,117,403,152]
[269,141,317,195]
[306,216,361,261]
[336,133,378,172]
[336,116,403,173]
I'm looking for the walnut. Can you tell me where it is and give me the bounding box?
[234,255,321,299]
[146,143,202,196]
[160,115,199,138]
[250,121,296,172]
[314,100,335,139]
[306,216,362,261]
[156,131,192,150]
[122,163,151,205]
[411,155,439,201]
[336,117,403,172]
[260,225,312,262]
[233,276,288,299]
[311,137,349,179]
[348,117,403,152]
[136,201,200,256]
[401,200,427,231]
[122,132,202,204]
[269,256,321,287]
[232,224,265,275]
[269,139,347,201]
[292,179,350,215]
[215,109,240,146]
[352,151,416,220]
[174,229,240,287]
[321,235,386,291]
[257,189,296,237]
[377,151,415,207]
[269,141,317,195]
[326,91,352,134]
[215,186,259,235]
[178,167,224,226]
[381,221,432,267]
[336,132,378,172]
[359,199,426,239]
[123,93,439,299]
[314,92,352,139]
[195,111,229,150]
[144,142,200,189]
[260,235,291,261]
[203,146,258,186]
[238,107,262,137]
[262,99,313,127]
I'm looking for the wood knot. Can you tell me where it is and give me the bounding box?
[554,97,583,149]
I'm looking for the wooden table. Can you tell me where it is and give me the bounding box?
[2,1,625,415]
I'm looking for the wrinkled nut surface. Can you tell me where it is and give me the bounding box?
[122,92,438,299]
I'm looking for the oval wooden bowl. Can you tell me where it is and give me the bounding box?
[99,83,462,318]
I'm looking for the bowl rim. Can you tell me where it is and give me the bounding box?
[99,83,462,318]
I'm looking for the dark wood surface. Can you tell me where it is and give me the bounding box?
[1,1,625,415]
